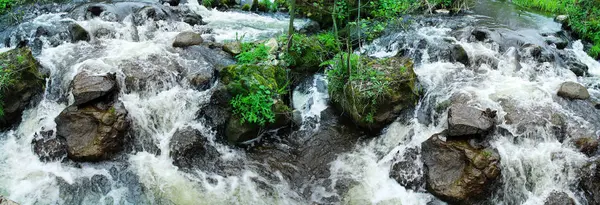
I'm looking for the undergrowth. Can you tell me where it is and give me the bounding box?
[512,0,600,59]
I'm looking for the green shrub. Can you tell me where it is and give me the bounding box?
[236,43,270,65]
[202,0,213,7]
[0,0,14,14]
[280,32,340,73]
[222,64,288,126]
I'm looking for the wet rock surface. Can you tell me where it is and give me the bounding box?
[0,196,19,205]
[447,104,495,138]
[32,130,68,162]
[544,191,575,205]
[557,82,590,100]
[71,72,118,105]
[169,127,220,169]
[172,32,203,48]
[422,133,501,204]
[390,147,424,191]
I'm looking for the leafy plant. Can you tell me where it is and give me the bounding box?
[231,85,276,126]
[236,43,270,65]
[202,0,213,7]
[0,0,14,14]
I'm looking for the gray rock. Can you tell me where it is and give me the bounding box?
[451,44,470,66]
[559,50,589,76]
[71,72,118,106]
[225,116,260,144]
[545,191,575,205]
[472,28,490,41]
[183,13,204,26]
[579,158,600,204]
[422,134,501,204]
[223,42,242,56]
[545,36,568,49]
[169,127,220,169]
[32,130,68,162]
[557,82,590,100]
[555,15,569,24]
[160,0,180,6]
[55,101,129,162]
[298,20,320,34]
[390,147,424,191]
[0,196,19,205]
[447,104,495,138]
[172,32,203,48]
[69,23,90,42]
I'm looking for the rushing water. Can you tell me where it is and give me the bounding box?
[1,0,600,204]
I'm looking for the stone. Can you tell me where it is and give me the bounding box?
[183,13,204,26]
[544,191,575,205]
[0,48,47,129]
[0,196,19,205]
[447,104,495,138]
[223,42,242,56]
[559,50,589,76]
[71,72,118,106]
[69,23,90,42]
[574,137,598,157]
[422,134,501,204]
[389,147,424,191]
[435,9,450,14]
[265,38,278,54]
[172,32,203,48]
[557,82,590,100]
[55,101,129,162]
[225,116,260,144]
[451,44,469,66]
[169,127,220,169]
[555,15,568,24]
[32,130,68,162]
[160,0,180,6]
[579,158,600,204]
[472,28,490,41]
[545,36,568,49]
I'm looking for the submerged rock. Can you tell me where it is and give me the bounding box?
[71,72,118,105]
[390,147,424,191]
[55,101,129,161]
[170,127,220,169]
[32,130,68,162]
[0,48,47,129]
[447,104,495,138]
[172,32,203,48]
[574,137,598,157]
[557,82,590,100]
[69,23,91,42]
[422,133,501,204]
[544,191,575,205]
[451,44,470,66]
[580,159,600,204]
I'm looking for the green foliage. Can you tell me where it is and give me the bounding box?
[223,64,288,126]
[323,53,395,122]
[369,0,419,19]
[236,43,270,65]
[202,0,213,7]
[231,85,275,125]
[280,32,340,72]
[513,0,600,59]
[0,0,14,14]
[0,61,16,117]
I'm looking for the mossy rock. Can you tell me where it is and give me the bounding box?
[220,64,290,144]
[280,33,339,73]
[220,64,287,96]
[330,56,419,131]
[0,47,47,129]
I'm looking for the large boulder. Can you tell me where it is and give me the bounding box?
[172,32,203,48]
[71,72,118,105]
[422,133,501,204]
[329,55,419,131]
[31,130,68,162]
[447,104,495,138]
[56,101,129,161]
[451,44,470,66]
[0,48,47,129]
[544,191,575,205]
[169,127,220,169]
[557,82,590,100]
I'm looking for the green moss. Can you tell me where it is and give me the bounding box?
[241,4,251,11]
[279,33,340,73]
